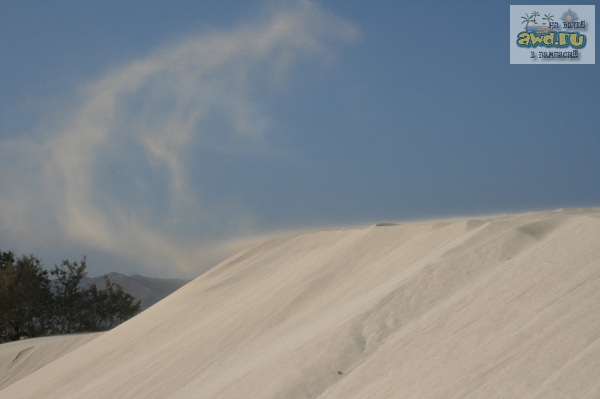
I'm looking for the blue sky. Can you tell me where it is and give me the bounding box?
[1,0,598,278]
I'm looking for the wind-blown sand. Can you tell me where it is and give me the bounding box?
[1,208,599,398]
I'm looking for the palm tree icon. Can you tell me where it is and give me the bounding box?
[542,13,554,26]
[521,13,534,32]
[531,11,540,24]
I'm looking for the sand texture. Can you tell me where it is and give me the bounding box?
[1,208,599,398]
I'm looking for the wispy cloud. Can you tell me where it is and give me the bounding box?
[0,0,357,276]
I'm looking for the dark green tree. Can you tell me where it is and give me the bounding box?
[1,251,141,342]
[50,257,88,333]
[79,275,140,331]
[50,257,141,333]
[0,251,53,341]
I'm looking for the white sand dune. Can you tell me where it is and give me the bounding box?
[0,333,101,391]
[1,208,600,398]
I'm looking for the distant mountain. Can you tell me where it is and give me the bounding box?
[81,273,190,311]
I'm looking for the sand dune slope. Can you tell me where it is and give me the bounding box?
[0,333,101,391]
[1,208,599,398]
